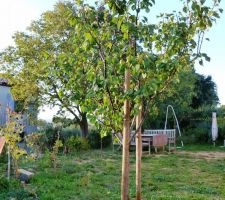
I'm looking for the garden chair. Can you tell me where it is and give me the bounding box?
[142,136,152,155]
[152,134,168,153]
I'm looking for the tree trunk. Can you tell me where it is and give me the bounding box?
[136,107,142,200]
[121,69,131,200]
[79,113,88,138]
[7,145,10,180]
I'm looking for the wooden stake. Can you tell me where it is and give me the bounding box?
[136,107,142,200]
[121,69,131,200]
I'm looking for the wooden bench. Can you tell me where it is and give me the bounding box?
[112,129,176,152]
[144,129,176,152]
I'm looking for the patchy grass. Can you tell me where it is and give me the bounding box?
[181,144,225,152]
[1,145,225,199]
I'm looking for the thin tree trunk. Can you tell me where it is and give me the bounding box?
[100,137,103,158]
[112,130,115,153]
[136,107,142,200]
[79,113,88,138]
[121,69,131,200]
[7,145,10,180]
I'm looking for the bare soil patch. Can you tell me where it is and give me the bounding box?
[177,151,225,160]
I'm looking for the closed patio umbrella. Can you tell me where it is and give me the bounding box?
[211,112,218,146]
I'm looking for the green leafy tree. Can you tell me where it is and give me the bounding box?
[67,0,222,199]
[144,71,219,131]
[0,2,91,137]
[143,67,196,129]
[191,74,219,108]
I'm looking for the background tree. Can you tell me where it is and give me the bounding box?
[191,74,219,109]
[143,67,220,141]
[0,2,92,137]
[143,67,197,129]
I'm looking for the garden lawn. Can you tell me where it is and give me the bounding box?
[1,145,225,200]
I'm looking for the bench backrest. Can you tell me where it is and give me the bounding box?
[144,129,175,136]
[113,129,176,145]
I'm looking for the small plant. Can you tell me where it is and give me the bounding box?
[0,110,27,178]
[0,176,9,192]
[26,133,47,157]
[50,132,63,169]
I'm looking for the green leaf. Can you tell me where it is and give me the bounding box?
[212,11,220,18]
[202,53,210,62]
[121,23,129,33]
[117,16,124,29]
[200,0,206,5]
[84,32,93,42]
[106,42,112,49]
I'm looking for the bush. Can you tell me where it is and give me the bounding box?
[65,136,90,152]
[26,132,48,154]
[51,138,63,169]
[6,188,37,200]
[0,177,37,199]
[0,146,7,163]
[37,150,52,169]
[182,127,210,144]
[40,125,111,151]
[61,127,81,139]
[0,176,9,192]
[44,126,61,149]
[88,129,112,149]
[42,125,81,150]
[217,116,225,144]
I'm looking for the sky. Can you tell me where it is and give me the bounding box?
[0,0,224,121]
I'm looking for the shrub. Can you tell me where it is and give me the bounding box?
[51,137,63,169]
[44,126,61,149]
[217,116,225,144]
[182,127,210,144]
[88,129,112,149]
[0,146,7,163]
[0,176,9,192]
[43,125,81,150]
[61,127,81,140]
[194,127,210,144]
[26,132,48,154]
[1,111,27,175]
[65,136,90,153]
[37,150,52,169]
[6,188,37,200]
